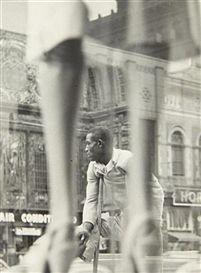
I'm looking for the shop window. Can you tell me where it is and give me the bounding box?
[171,131,185,176]
[167,207,192,231]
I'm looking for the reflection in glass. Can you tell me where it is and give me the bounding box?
[171,131,185,177]
[0,0,201,271]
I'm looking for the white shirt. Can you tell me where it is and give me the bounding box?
[83,148,133,225]
[82,148,164,226]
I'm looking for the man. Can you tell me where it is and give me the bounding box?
[78,127,164,262]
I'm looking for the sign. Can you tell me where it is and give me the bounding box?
[0,212,15,223]
[0,210,77,225]
[173,187,201,206]
[0,210,52,224]
[15,227,42,236]
[21,213,51,224]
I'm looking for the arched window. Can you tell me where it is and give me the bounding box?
[116,67,126,102]
[171,131,185,176]
[87,67,98,110]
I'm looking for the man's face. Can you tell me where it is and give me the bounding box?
[85,133,102,162]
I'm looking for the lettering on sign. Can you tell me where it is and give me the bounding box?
[0,211,52,224]
[173,187,201,206]
[0,212,15,223]
[15,227,42,236]
[21,213,52,224]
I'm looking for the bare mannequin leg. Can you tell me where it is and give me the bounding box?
[39,40,83,272]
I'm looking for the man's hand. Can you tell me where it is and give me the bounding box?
[76,222,94,258]
[76,226,90,245]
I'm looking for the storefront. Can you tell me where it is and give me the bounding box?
[165,186,201,251]
[0,210,51,265]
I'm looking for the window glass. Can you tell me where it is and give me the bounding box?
[1,0,201,269]
[171,131,185,176]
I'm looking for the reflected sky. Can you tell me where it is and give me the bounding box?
[0,0,117,34]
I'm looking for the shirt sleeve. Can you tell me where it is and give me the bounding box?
[82,161,99,226]
[117,150,133,173]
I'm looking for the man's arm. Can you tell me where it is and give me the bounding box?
[76,162,99,247]
[82,162,99,227]
[118,150,133,173]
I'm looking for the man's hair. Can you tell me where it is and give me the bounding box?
[88,127,113,147]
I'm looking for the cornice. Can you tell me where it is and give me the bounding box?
[0,29,26,44]
[80,105,128,120]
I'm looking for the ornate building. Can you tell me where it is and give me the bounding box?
[0,9,201,262]
[0,30,48,264]
[82,41,201,251]
[87,0,199,60]
[86,0,201,251]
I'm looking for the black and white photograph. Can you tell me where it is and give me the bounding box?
[0,1,201,272]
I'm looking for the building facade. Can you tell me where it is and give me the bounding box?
[87,0,199,61]
[0,30,49,264]
[86,0,201,251]
[82,42,201,252]
[0,24,201,264]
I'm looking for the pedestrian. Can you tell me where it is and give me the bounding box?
[77,127,164,262]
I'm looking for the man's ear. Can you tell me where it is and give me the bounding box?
[97,139,104,148]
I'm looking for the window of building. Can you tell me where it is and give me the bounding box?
[171,131,185,176]
[166,207,193,231]
[116,67,126,102]
[2,130,26,208]
[1,130,49,210]
[34,150,48,195]
[88,67,98,110]
[105,65,115,106]
[27,134,49,209]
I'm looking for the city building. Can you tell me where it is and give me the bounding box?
[82,41,201,252]
[87,0,199,60]
[0,29,49,264]
[86,0,201,251]
[0,1,201,263]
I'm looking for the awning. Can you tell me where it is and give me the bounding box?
[168,232,201,242]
